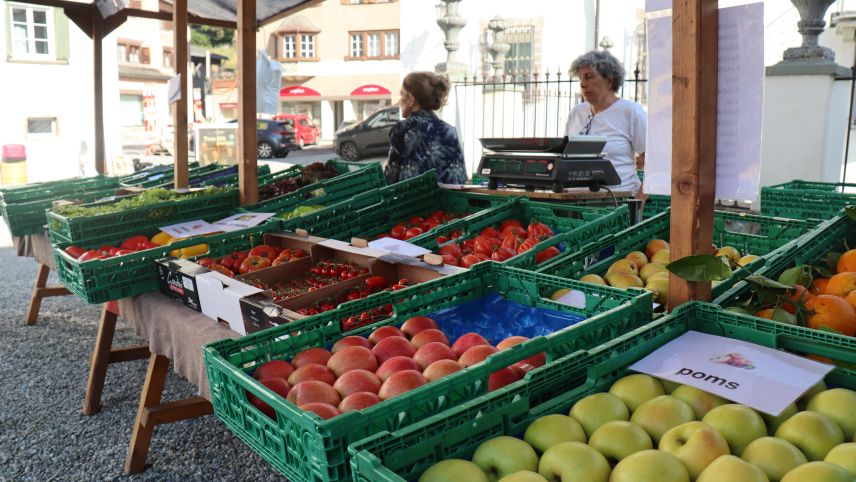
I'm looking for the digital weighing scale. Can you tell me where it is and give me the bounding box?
[477,136,621,193]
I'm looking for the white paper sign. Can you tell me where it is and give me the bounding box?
[367,238,431,258]
[159,219,220,239]
[630,331,833,416]
[214,212,275,232]
[644,3,764,203]
[168,74,182,104]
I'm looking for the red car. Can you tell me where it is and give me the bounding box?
[274,113,320,148]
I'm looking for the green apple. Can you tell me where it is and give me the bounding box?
[741,436,807,482]
[775,411,845,461]
[523,414,586,453]
[762,403,798,435]
[629,395,695,444]
[806,388,856,440]
[697,455,769,482]
[702,404,767,455]
[569,392,629,437]
[670,385,729,419]
[472,436,539,482]
[609,374,666,412]
[609,449,690,482]
[780,461,853,482]
[498,471,549,482]
[419,459,489,482]
[588,421,653,464]
[824,442,856,477]
[537,441,610,482]
[798,381,828,409]
[660,379,681,394]
[659,421,730,479]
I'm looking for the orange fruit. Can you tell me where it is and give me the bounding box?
[781,284,813,314]
[754,308,797,324]
[805,294,856,336]
[810,277,830,296]
[845,291,856,313]
[836,249,856,273]
[645,239,669,260]
[823,272,856,297]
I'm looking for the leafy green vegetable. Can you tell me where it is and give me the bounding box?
[51,187,229,218]
[279,204,324,220]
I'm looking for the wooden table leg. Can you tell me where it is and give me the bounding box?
[124,354,212,474]
[83,303,149,416]
[25,263,71,325]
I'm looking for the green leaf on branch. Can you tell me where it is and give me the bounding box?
[745,274,793,290]
[667,255,732,282]
[777,265,812,287]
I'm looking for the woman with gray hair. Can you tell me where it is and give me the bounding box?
[566,50,647,196]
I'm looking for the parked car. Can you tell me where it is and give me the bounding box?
[229,119,298,159]
[334,106,400,161]
[274,113,320,149]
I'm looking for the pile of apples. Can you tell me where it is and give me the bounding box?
[246,316,546,421]
[418,373,856,482]
[63,232,173,262]
[242,259,368,302]
[196,244,309,278]
[376,210,466,241]
[434,219,560,268]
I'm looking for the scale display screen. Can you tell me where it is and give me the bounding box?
[525,160,550,174]
[484,157,552,176]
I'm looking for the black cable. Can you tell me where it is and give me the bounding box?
[599,184,619,208]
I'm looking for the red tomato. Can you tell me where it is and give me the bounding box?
[248,245,281,260]
[474,235,501,256]
[208,264,235,277]
[501,219,523,230]
[239,255,271,274]
[78,250,102,262]
[120,235,149,251]
[491,247,517,262]
[404,227,424,240]
[461,239,476,254]
[501,225,527,239]
[501,233,520,251]
[430,210,446,220]
[390,225,407,240]
[480,226,501,238]
[535,246,561,264]
[64,246,85,259]
[527,221,554,240]
[436,236,449,244]
[517,238,539,253]
[409,216,425,226]
[197,257,218,268]
[460,254,483,269]
[439,243,463,258]
[441,254,460,266]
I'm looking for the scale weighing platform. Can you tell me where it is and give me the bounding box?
[477,136,621,193]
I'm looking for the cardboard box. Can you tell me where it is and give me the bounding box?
[196,271,263,335]
[156,257,210,311]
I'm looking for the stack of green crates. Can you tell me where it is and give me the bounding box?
[761,180,856,220]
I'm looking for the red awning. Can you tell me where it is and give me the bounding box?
[280,85,321,97]
[350,84,391,96]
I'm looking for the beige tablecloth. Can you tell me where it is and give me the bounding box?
[13,231,56,269]
[118,293,240,399]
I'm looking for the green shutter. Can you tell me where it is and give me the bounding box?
[54,7,69,61]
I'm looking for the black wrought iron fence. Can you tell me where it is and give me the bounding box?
[839,66,856,182]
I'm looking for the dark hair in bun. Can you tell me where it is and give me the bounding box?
[402,72,450,111]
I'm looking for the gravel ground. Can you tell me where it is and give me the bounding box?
[0,248,284,481]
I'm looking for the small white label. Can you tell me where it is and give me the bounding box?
[182,276,195,291]
[481,168,491,175]
[553,289,587,309]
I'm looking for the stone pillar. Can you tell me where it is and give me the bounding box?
[760,0,850,187]
[488,16,510,77]
[435,0,468,80]
[320,100,335,141]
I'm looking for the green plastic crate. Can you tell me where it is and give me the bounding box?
[46,188,239,246]
[642,194,670,219]
[203,262,653,482]
[0,175,120,204]
[53,220,283,304]
[118,162,200,186]
[348,301,856,482]
[1,185,119,237]
[129,164,222,188]
[761,180,856,220]
[278,171,516,247]
[537,208,821,298]
[198,164,272,187]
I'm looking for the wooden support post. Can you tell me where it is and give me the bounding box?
[173,0,189,189]
[668,0,718,309]
[237,0,258,206]
[92,6,105,174]
[25,264,70,325]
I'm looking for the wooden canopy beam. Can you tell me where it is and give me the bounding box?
[237,0,258,206]
[668,0,719,309]
[172,0,189,189]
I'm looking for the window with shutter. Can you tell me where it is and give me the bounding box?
[7,3,55,61]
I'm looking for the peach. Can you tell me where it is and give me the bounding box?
[496,336,528,350]
[287,363,336,386]
[376,356,423,382]
[326,346,379,377]
[331,336,372,354]
[372,336,416,364]
[488,367,522,391]
[400,316,439,338]
[291,347,332,368]
[299,402,341,420]
[450,332,490,357]
[458,345,499,368]
[423,359,464,382]
[410,329,450,349]
[378,370,428,400]
[413,342,458,369]
[286,380,341,407]
[497,336,546,371]
[247,377,291,419]
[252,359,295,381]
[333,369,382,398]
[368,326,406,345]
[339,392,381,413]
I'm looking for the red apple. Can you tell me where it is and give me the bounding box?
[287,364,336,386]
[326,346,379,377]
[400,316,439,338]
[458,345,499,368]
[450,332,490,358]
[339,392,381,413]
[286,380,341,407]
[371,336,416,364]
[378,370,428,400]
[333,369,382,398]
[488,367,522,391]
[252,360,295,381]
[413,342,458,370]
[299,402,341,420]
[376,356,423,382]
[291,347,332,368]
[410,329,450,349]
[423,359,464,382]
[247,377,291,419]
[331,336,372,354]
[367,326,406,345]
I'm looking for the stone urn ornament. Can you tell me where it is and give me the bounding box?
[783,0,837,62]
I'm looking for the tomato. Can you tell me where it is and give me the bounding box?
[517,238,539,253]
[491,247,517,262]
[404,227,424,239]
[501,225,527,239]
[78,250,102,262]
[461,239,476,254]
[208,264,235,277]
[239,255,272,274]
[474,235,501,256]
[527,220,554,240]
[450,229,463,239]
[480,226,501,238]
[108,247,123,257]
[501,233,520,251]
[430,210,446,220]
[136,241,160,251]
[197,257,218,268]
[220,251,248,271]
[409,216,425,226]
[473,253,490,262]
[249,245,281,260]
[391,225,407,240]
[439,243,463,258]
[365,276,389,290]
[535,246,561,264]
[113,249,135,256]
[460,254,483,269]
[97,246,117,257]
[441,254,460,266]
[501,219,523,230]
[64,245,85,259]
[436,235,449,244]
[120,235,150,251]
